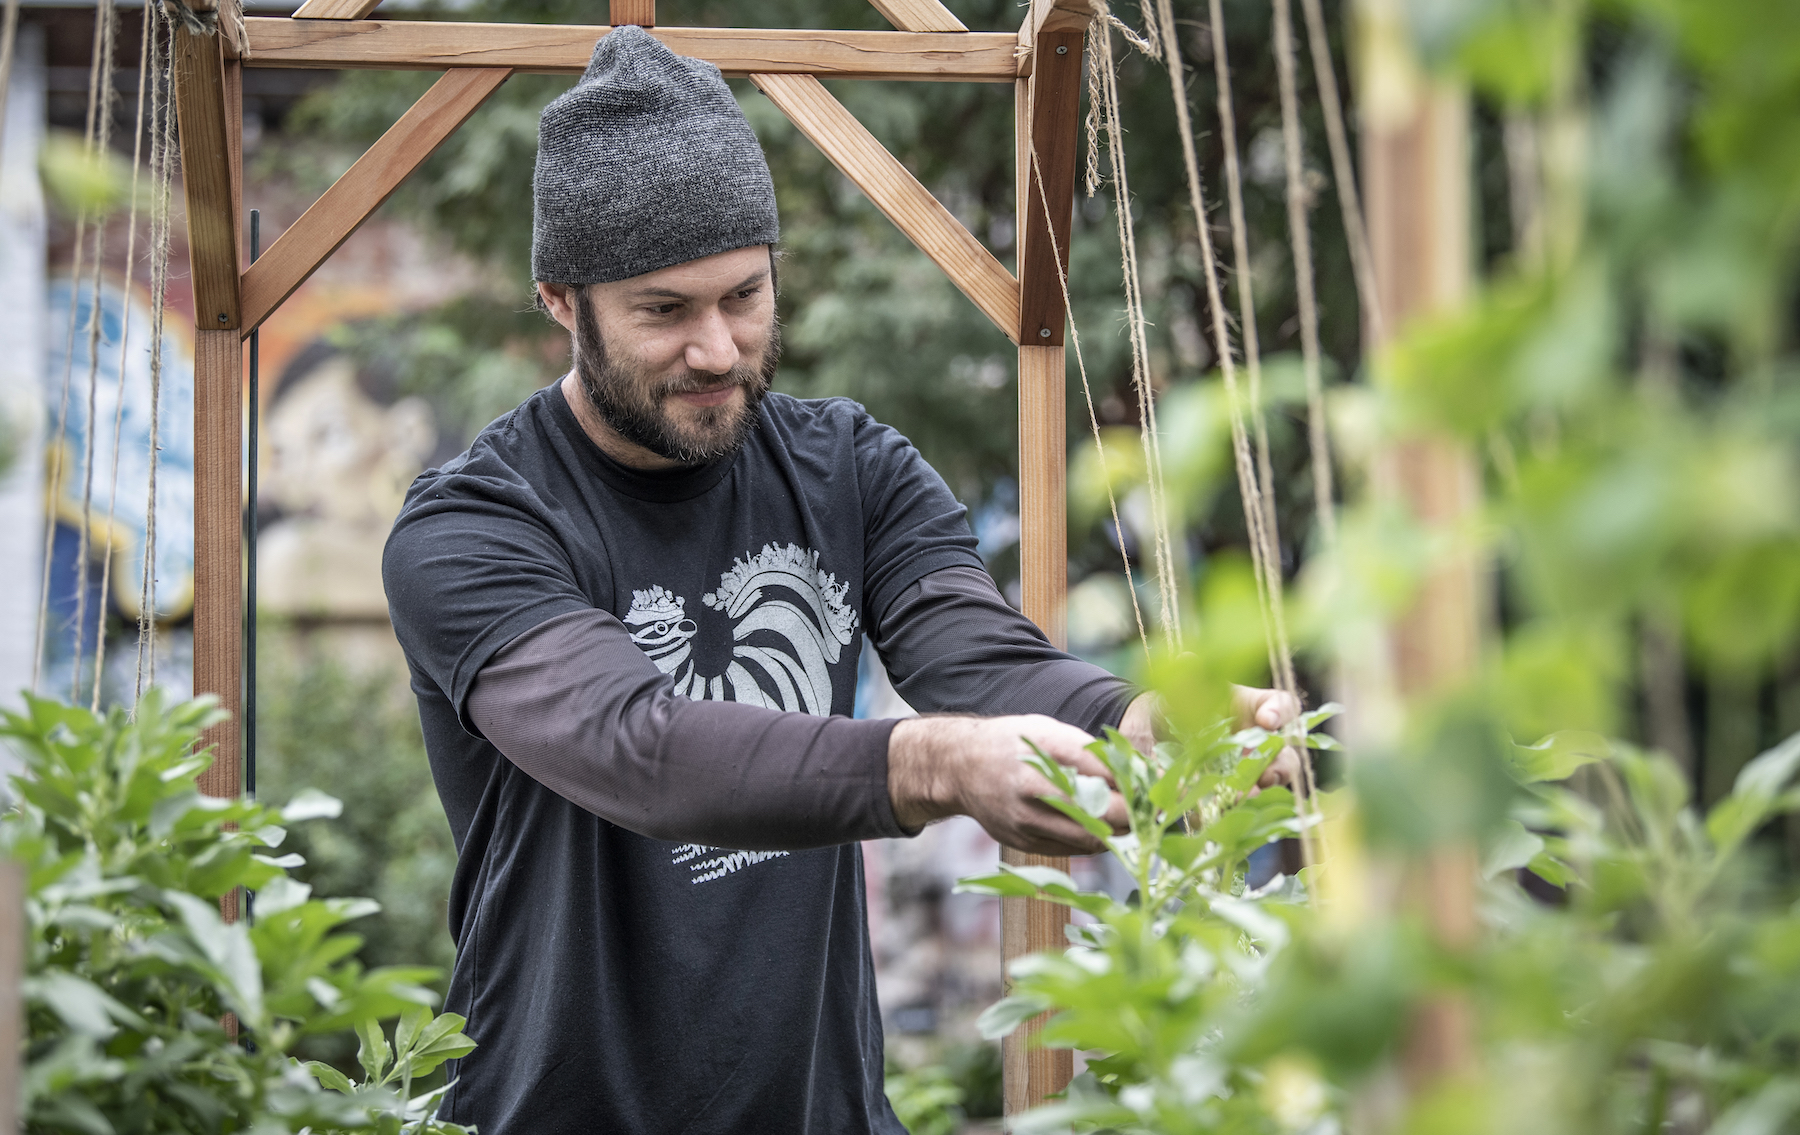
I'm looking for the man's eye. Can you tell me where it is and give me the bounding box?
[736,288,760,300]
[649,303,679,315]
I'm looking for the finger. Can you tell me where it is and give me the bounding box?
[1008,808,1108,856]
[1027,729,1118,787]
[1255,746,1303,790]
[1233,686,1301,730]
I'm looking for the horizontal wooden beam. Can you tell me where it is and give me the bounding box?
[869,0,967,33]
[243,19,1022,82]
[240,67,510,335]
[291,0,382,20]
[752,72,1019,343]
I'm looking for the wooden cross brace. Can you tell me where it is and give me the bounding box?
[172,0,1092,1113]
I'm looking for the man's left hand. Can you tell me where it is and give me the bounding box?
[1120,687,1303,792]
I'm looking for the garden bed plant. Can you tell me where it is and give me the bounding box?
[2,691,475,1135]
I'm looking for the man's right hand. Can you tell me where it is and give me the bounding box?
[886,715,1129,856]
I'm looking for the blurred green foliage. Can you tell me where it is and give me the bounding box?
[967,716,1800,1134]
[253,631,457,990]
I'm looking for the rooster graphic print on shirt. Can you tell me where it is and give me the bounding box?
[623,542,860,882]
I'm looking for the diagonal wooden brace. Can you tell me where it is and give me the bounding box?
[867,0,966,33]
[239,67,511,337]
[291,0,382,20]
[752,72,1020,344]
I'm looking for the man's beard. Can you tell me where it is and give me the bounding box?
[574,292,780,466]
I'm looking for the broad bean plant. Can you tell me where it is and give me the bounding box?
[959,720,1800,1135]
[2,692,474,1135]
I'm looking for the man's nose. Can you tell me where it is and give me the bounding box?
[685,307,741,375]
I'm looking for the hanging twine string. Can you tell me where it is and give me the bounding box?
[1272,0,1336,551]
[1025,135,1151,661]
[1271,0,1329,810]
[1151,0,1320,865]
[1146,0,1282,694]
[71,0,121,703]
[33,0,116,694]
[90,3,155,710]
[135,2,174,700]
[1085,3,1181,648]
[0,0,20,143]
[1297,0,1382,342]
[1207,0,1297,699]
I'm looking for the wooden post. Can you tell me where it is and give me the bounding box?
[1003,1,1086,1117]
[608,0,653,27]
[173,22,245,896]
[1355,0,1480,1086]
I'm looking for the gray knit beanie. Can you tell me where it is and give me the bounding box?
[531,26,779,285]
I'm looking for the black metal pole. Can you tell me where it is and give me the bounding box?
[247,208,259,804]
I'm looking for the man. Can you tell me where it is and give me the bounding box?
[384,27,1293,1134]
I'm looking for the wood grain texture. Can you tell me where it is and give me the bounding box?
[219,0,243,58]
[1003,342,1071,1115]
[193,329,242,808]
[292,0,384,20]
[243,19,1021,81]
[173,27,241,329]
[609,0,654,26]
[1030,0,1090,38]
[867,0,966,33]
[752,73,1017,342]
[226,58,242,258]
[1000,851,1071,1116]
[1017,27,1082,345]
[1016,343,1067,653]
[241,68,509,336]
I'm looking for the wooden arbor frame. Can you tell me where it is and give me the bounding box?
[172,0,1091,1112]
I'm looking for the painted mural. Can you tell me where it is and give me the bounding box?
[39,273,195,700]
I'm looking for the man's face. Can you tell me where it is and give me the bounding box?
[567,246,780,467]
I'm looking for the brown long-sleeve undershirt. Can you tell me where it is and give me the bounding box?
[467,563,1135,850]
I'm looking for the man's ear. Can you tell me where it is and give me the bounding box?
[537,282,581,333]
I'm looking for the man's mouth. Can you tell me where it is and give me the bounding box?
[672,386,739,408]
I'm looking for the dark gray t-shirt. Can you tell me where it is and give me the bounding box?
[384,384,1128,1133]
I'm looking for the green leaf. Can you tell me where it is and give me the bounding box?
[1301,703,1346,731]
[303,1059,357,1094]
[1509,731,1609,784]
[395,1003,432,1059]
[23,972,146,1038]
[356,1018,393,1083]
[1524,850,1574,888]
[1039,794,1114,840]
[281,788,345,822]
[1072,773,1112,820]
[1482,819,1547,879]
[976,993,1052,1041]
[1711,1078,1800,1135]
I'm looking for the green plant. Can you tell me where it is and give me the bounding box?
[2,691,474,1134]
[957,713,1800,1135]
[885,1061,966,1135]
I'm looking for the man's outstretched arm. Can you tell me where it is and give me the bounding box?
[468,607,1127,856]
